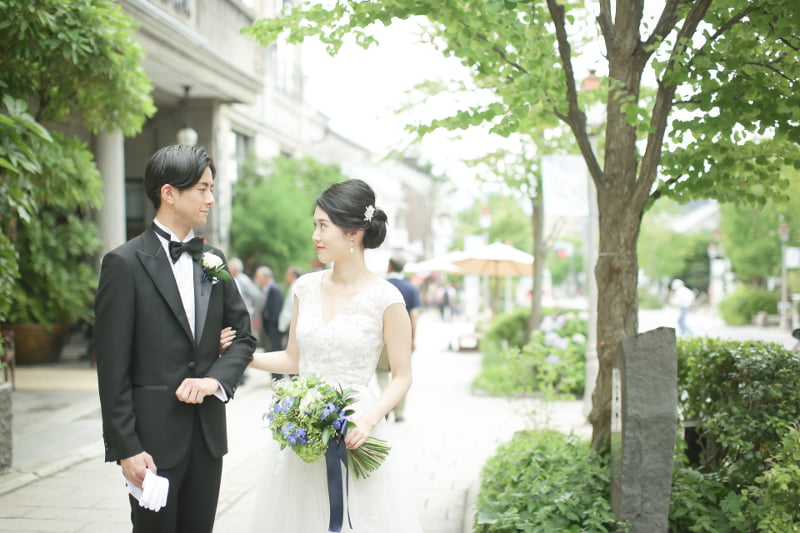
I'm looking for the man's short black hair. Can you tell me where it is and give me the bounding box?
[144,144,215,209]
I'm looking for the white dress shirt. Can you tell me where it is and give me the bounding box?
[153,219,226,402]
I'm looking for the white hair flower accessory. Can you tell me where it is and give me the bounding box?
[363,205,375,222]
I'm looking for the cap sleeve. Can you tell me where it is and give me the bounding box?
[378,279,405,312]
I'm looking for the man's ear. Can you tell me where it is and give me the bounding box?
[160,184,175,206]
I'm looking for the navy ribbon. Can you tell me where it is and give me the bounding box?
[324,430,352,532]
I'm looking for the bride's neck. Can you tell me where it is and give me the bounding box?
[329,260,371,286]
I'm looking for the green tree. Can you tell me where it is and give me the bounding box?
[453,194,532,253]
[638,200,711,292]
[230,156,349,276]
[0,0,155,325]
[0,96,52,323]
[244,0,800,449]
[714,167,800,308]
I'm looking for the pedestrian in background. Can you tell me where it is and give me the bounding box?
[228,257,262,337]
[278,266,302,350]
[670,278,696,337]
[255,266,285,379]
[376,256,421,422]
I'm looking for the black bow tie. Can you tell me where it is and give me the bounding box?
[152,223,204,263]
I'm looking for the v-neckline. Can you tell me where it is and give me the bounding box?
[319,272,380,326]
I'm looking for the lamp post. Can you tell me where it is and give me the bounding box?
[478,206,492,312]
[176,85,199,147]
[707,242,719,305]
[581,71,604,418]
[779,221,791,330]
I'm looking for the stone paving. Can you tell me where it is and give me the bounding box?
[0,304,791,532]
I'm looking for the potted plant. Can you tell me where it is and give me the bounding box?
[3,135,102,364]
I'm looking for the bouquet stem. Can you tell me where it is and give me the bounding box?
[347,437,391,480]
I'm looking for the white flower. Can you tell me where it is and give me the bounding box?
[299,387,323,412]
[363,205,375,222]
[202,252,223,270]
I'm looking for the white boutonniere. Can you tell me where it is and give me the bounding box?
[201,252,231,284]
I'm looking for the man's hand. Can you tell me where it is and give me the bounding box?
[175,377,219,404]
[121,451,157,489]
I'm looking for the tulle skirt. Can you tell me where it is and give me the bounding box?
[250,388,423,532]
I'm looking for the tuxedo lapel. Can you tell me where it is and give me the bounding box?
[136,229,195,345]
[194,257,211,343]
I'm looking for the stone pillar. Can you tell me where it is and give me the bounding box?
[611,327,677,533]
[96,129,126,253]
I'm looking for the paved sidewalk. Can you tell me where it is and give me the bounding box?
[0,304,791,532]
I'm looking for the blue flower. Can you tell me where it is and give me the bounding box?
[332,411,348,431]
[275,397,295,414]
[321,402,337,419]
[281,423,308,445]
[282,422,296,438]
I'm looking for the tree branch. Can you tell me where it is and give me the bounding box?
[643,0,682,51]
[546,0,602,184]
[597,0,613,44]
[633,0,712,209]
[469,25,530,75]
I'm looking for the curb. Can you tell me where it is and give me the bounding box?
[0,374,269,499]
[0,443,101,497]
[462,480,479,533]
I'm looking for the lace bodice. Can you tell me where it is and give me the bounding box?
[294,270,403,389]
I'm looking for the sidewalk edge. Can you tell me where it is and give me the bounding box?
[0,443,101,497]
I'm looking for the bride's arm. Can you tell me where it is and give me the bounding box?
[250,294,301,374]
[346,302,412,450]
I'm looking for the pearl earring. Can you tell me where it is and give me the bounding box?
[349,236,354,254]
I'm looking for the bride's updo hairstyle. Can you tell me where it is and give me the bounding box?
[316,178,388,249]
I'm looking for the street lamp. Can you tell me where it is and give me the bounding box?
[478,206,492,312]
[779,221,791,330]
[176,85,199,146]
[581,71,604,418]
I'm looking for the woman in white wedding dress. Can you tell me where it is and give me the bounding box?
[244,179,423,532]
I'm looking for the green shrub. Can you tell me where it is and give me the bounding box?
[717,285,778,326]
[475,430,626,533]
[480,307,531,353]
[480,307,584,354]
[677,337,800,490]
[669,441,738,533]
[732,424,800,532]
[474,310,586,397]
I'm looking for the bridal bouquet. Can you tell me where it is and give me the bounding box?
[266,375,390,479]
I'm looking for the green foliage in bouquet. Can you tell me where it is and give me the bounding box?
[266,375,390,479]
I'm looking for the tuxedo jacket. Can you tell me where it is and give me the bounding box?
[94,227,256,469]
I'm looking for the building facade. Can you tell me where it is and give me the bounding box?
[92,0,442,271]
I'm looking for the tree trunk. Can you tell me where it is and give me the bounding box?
[529,177,545,336]
[587,17,648,449]
[588,191,643,449]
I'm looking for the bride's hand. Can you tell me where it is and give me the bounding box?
[344,418,375,450]
[219,327,236,354]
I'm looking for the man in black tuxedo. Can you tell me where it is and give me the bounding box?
[94,145,256,533]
